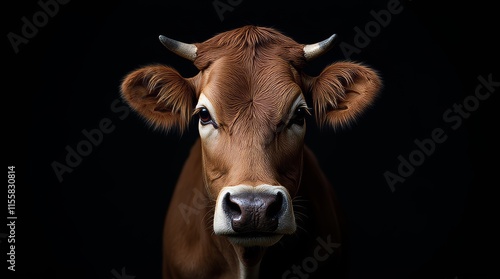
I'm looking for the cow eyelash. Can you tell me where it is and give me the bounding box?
[194,107,219,128]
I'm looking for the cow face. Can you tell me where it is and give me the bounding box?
[195,56,305,248]
[121,25,380,263]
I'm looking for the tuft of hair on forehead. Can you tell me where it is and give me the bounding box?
[194,25,306,70]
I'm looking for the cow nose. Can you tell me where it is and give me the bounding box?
[222,191,284,233]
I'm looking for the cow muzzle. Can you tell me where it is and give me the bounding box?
[213,185,296,247]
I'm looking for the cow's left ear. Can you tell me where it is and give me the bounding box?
[303,61,382,128]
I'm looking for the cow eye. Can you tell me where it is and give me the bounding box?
[198,107,219,129]
[198,107,213,125]
[291,107,308,126]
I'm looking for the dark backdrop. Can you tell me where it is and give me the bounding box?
[4,0,498,278]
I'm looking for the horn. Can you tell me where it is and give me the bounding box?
[303,34,337,61]
[159,35,197,61]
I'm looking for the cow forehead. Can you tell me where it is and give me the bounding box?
[199,57,303,124]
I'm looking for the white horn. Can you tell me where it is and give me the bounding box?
[159,35,197,61]
[303,34,337,61]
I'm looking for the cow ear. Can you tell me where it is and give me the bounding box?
[304,61,381,129]
[120,65,197,132]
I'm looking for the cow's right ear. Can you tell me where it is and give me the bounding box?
[120,65,197,132]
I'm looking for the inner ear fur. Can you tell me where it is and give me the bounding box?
[120,64,197,132]
[303,61,382,129]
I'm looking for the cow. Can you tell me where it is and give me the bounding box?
[120,25,381,279]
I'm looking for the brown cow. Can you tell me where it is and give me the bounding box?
[120,25,381,279]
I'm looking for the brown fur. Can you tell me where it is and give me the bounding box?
[120,25,382,278]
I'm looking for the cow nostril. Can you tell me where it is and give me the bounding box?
[222,190,285,234]
[266,191,284,219]
[223,193,242,218]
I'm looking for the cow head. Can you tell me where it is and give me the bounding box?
[121,26,380,267]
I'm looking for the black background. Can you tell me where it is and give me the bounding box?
[3,0,498,278]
